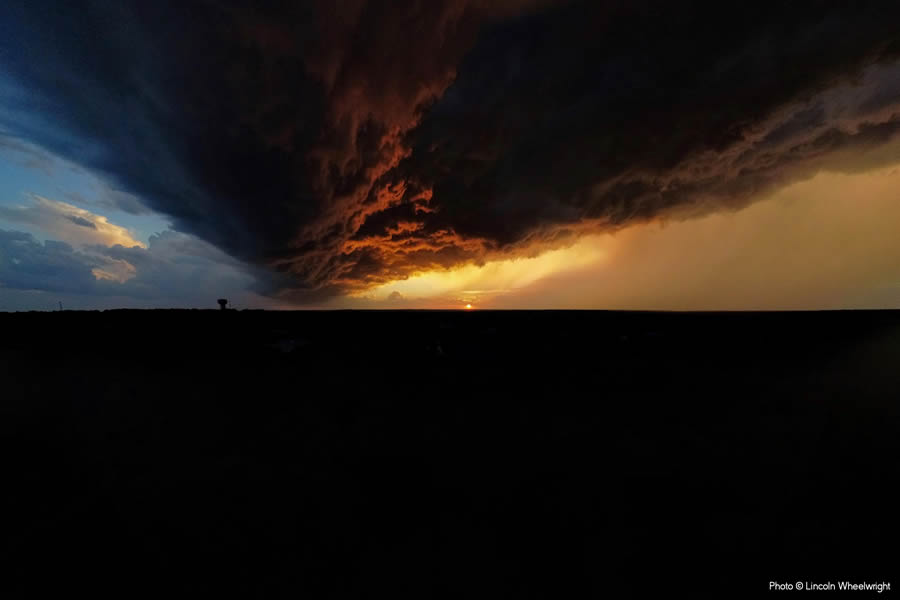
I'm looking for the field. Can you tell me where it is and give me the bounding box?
[2,310,898,597]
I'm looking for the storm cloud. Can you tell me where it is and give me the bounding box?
[2,1,900,300]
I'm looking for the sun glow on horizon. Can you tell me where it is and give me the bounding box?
[358,237,612,308]
[333,163,900,311]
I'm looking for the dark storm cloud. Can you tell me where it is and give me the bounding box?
[404,3,900,242]
[2,1,900,300]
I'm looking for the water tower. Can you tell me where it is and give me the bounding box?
[217,298,228,310]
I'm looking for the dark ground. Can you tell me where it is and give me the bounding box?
[1,310,898,598]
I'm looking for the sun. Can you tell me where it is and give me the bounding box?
[465,303,473,310]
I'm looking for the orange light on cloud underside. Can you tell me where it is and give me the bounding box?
[358,237,611,308]
[342,161,900,311]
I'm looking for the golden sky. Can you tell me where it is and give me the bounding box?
[343,163,900,310]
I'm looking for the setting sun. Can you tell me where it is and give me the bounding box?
[465,304,473,309]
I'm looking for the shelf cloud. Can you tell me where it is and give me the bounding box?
[2,1,900,302]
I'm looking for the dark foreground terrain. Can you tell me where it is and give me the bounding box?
[1,310,898,597]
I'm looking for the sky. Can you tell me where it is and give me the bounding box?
[2,1,900,310]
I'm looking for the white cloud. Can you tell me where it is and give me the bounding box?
[0,194,145,249]
[91,257,137,283]
[0,228,276,310]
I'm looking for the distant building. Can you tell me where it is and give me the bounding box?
[217,299,228,310]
